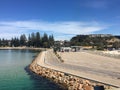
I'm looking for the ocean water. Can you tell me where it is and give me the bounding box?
[0,50,63,90]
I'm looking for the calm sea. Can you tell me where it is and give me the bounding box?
[0,50,63,90]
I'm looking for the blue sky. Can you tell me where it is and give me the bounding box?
[0,0,120,40]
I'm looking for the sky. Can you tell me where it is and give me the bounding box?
[0,0,120,40]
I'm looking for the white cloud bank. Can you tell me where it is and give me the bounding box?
[0,20,107,40]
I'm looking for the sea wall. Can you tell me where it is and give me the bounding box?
[29,58,113,90]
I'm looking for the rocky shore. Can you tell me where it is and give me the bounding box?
[29,55,114,90]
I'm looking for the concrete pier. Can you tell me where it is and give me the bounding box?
[29,50,120,90]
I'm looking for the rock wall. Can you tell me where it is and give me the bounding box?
[29,59,114,90]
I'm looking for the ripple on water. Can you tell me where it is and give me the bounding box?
[0,50,64,90]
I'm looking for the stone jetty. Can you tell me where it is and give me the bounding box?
[29,52,114,90]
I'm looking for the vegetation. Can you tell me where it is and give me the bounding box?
[1,33,120,50]
[54,52,64,63]
[70,35,120,50]
[0,32,54,48]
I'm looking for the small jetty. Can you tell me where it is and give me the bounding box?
[29,50,120,90]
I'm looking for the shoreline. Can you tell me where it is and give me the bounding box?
[1,48,119,89]
[24,65,65,90]
[0,47,46,51]
[29,52,67,90]
[29,51,118,90]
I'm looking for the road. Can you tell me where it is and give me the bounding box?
[37,50,120,87]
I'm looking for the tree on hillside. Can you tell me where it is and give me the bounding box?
[35,32,41,47]
[113,41,120,49]
[0,32,55,48]
[27,34,31,47]
[70,35,119,50]
[49,34,54,47]
[11,37,20,47]
[42,33,49,48]
[31,32,36,47]
[42,33,48,42]
[20,34,27,46]
[0,39,1,46]
[11,38,14,47]
[1,38,6,47]
[14,37,20,47]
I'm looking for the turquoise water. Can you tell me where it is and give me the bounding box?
[0,50,63,90]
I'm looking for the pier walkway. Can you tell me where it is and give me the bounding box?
[36,50,120,88]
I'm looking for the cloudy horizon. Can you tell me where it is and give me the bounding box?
[0,20,110,40]
[0,0,120,40]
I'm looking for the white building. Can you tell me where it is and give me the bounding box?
[60,47,71,52]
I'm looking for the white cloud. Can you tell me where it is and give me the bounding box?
[0,33,21,39]
[0,20,107,40]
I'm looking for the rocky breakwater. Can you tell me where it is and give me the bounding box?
[29,58,113,90]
